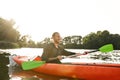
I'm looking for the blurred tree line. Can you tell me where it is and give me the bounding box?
[82,30,120,49]
[0,18,20,48]
[36,30,120,50]
[0,18,35,48]
[0,17,120,49]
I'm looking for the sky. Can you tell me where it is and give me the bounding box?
[0,0,120,41]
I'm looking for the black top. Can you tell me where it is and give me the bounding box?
[41,43,75,63]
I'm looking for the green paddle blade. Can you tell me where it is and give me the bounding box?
[22,61,46,70]
[99,44,113,53]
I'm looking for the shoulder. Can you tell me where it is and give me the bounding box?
[58,44,64,49]
[44,43,54,49]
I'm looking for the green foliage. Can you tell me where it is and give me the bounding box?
[36,36,83,49]
[0,41,19,49]
[62,36,82,49]
[18,35,29,47]
[36,38,51,48]
[27,39,36,48]
[0,18,20,42]
[0,18,21,48]
[37,30,120,49]
[0,18,34,48]
[82,30,120,49]
[63,36,82,45]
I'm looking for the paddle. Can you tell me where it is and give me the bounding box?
[22,44,113,70]
[65,44,114,58]
[22,61,45,70]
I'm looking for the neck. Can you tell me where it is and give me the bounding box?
[53,42,59,48]
[54,42,59,46]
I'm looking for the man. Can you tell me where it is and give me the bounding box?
[41,32,80,63]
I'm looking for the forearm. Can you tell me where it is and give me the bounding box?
[63,50,76,56]
[48,57,58,61]
[46,57,61,63]
[42,56,58,62]
[67,51,76,55]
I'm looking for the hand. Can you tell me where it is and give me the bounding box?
[75,53,81,56]
[75,52,88,56]
[57,56,63,60]
[83,51,88,55]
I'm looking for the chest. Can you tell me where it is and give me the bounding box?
[51,47,63,55]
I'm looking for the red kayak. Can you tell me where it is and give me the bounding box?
[13,56,120,80]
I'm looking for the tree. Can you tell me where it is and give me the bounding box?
[27,39,36,48]
[62,36,82,49]
[36,38,51,48]
[82,30,120,49]
[109,34,120,49]
[18,35,30,47]
[0,18,20,42]
[82,32,98,49]
[71,36,82,44]
[63,36,72,45]
[0,18,21,48]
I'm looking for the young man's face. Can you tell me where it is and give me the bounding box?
[53,33,61,44]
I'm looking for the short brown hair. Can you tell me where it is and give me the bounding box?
[52,32,59,37]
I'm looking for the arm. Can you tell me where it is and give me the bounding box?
[41,45,50,62]
[62,49,87,57]
[48,57,58,61]
[62,49,76,56]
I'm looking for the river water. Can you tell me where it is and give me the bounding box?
[0,48,120,80]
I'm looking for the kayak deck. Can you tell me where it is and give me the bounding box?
[13,56,120,80]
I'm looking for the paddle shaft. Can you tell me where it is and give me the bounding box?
[63,49,99,59]
[65,44,113,58]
